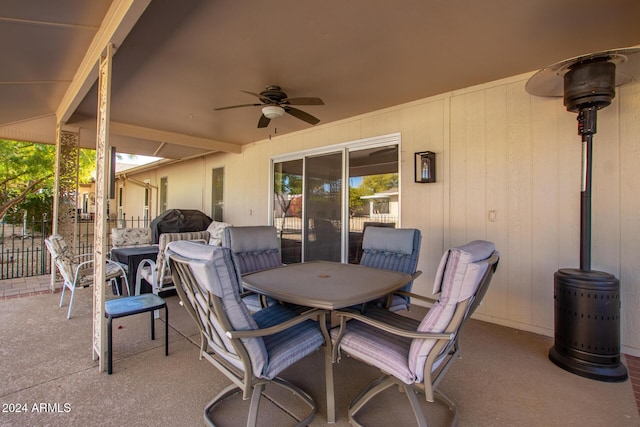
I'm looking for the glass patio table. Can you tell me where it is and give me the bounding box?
[242,261,411,423]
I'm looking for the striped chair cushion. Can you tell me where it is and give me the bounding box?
[407,240,494,382]
[157,231,211,284]
[222,225,282,273]
[330,308,419,384]
[359,227,421,310]
[253,304,325,379]
[223,226,283,311]
[167,241,268,376]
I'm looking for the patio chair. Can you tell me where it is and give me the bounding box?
[109,226,153,274]
[332,240,499,426]
[359,226,422,312]
[135,230,210,296]
[222,225,281,312]
[45,234,129,319]
[110,227,153,250]
[166,241,326,426]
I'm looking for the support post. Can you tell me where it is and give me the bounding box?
[93,43,115,370]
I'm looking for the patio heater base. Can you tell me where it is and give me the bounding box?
[549,268,628,382]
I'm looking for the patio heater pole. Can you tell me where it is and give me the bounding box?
[578,106,595,271]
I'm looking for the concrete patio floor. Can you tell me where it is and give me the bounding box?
[0,278,638,426]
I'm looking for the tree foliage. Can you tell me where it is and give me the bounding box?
[274,171,303,218]
[0,139,95,223]
[349,173,398,214]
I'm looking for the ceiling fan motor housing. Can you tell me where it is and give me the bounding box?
[260,86,287,103]
[563,59,616,112]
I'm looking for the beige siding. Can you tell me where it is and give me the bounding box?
[120,73,640,356]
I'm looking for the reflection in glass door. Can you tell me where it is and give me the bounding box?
[274,160,303,264]
[304,152,343,262]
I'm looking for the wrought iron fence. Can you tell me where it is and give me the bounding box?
[0,215,149,280]
[1,214,397,280]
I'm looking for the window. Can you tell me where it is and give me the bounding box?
[212,167,224,221]
[159,177,168,214]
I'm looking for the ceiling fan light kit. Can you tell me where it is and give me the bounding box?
[526,46,640,383]
[262,105,285,119]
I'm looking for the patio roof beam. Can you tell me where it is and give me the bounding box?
[108,121,242,154]
[56,0,152,124]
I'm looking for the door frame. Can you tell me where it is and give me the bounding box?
[270,133,401,263]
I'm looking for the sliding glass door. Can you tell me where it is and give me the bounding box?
[272,134,400,264]
[304,152,343,261]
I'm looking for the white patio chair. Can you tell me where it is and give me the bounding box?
[45,234,129,319]
[135,230,210,296]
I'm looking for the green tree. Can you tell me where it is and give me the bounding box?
[349,173,398,214]
[274,171,303,219]
[0,139,95,222]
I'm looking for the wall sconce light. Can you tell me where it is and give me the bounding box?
[415,151,436,183]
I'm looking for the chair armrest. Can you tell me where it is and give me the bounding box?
[136,258,156,273]
[332,308,453,362]
[74,253,93,262]
[106,258,127,277]
[393,290,437,305]
[226,308,325,339]
[334,309,453,340]
[383,270,424,308]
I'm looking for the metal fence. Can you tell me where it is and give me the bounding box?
[0,215,149,280]
[0,214,397,280]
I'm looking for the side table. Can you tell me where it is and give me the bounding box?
[104,294,168,374]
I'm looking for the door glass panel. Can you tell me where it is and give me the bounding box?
[305,152,343,262]
[274,160,303,263]
[348,145,399,263]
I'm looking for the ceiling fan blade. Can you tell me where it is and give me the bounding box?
[214,103,261,111]
[283,97,324,106]
[285,107,320,125]
[241,90,272,103]
[257,114,271,128]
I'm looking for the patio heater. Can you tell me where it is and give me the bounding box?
[526,47,640,382]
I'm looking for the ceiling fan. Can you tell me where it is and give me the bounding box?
[214,85,324,128]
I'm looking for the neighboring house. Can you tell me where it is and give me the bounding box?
[360,188,398,220]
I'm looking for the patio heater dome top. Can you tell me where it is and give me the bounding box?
[525,46,640,98]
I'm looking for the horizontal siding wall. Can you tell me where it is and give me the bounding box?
[120,74,640,356]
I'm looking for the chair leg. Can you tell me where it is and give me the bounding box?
[164,304,169,356]
[107,315,113,374]
[111,278,121,296]
[403,384,429,427]
[134,276,142,296]
[66,286,76,319]
[203,378,317,427]
[120,273,130,296]
[247,383,264,427]
[59,283,67,308]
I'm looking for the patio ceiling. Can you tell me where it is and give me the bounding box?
[1,0,640,160]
